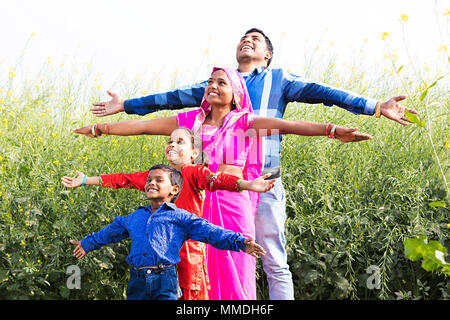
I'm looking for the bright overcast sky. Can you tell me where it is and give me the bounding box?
[0,0,448,89]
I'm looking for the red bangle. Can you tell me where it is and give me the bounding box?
[325,123,332,137]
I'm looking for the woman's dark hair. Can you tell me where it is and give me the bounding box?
[173,127,209,167]
[245,28,274,67]
[148,164,183,203]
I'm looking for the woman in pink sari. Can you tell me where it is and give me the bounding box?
[74,67,372,299]
[176,67,262,299]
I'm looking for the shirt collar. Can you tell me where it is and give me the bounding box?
[237,66,266,76]
[140,202,178,212]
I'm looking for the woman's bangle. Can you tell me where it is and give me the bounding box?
[91,124,97,137]
[325,123,332,136]
[328,125,337,139]
[82,175,88,187]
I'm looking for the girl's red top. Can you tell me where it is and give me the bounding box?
[100,164,241,291]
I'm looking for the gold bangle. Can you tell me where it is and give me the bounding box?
[375,101,382,118]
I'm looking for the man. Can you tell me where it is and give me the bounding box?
[89,28,418,300]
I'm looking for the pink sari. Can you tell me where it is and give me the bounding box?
[177,67,262,300]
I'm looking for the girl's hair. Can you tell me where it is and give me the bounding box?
[173,127,209,167]
[148,164,183,203]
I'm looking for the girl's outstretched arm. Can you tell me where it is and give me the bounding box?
[61,171,100,188]
[72,116,178,137]
[251,117,372,142]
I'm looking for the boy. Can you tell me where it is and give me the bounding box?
[70,164,266,300]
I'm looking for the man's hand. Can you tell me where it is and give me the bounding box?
[91,91,124,117]
[244,238,266,258]
[70,240,87,259]
[380,95,418,125]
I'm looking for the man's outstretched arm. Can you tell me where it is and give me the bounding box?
[91,81,207,117]
[282,69,418,125]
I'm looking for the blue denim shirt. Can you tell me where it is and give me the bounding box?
[81,202,246,268]
[123,67,377,170]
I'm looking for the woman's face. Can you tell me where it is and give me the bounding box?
[164,128,199,166]
[205,69,234,107]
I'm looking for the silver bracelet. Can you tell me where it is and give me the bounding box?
[91,123,97,137]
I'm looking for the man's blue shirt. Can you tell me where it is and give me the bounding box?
[81,202,246,268]
[123,67,378,170]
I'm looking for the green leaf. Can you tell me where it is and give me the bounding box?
[429,201,447,208]
[404,236,427,261]
[397,65,404,73]
[419,89,428,101]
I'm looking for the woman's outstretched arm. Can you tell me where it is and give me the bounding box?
[251,117,372,142]
[72,116,178,137]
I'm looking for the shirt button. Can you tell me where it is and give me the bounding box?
[142,253,146,256]
[146,270,151,274]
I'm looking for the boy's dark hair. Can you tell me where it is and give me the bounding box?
[148,164,183,203]
[245,28,273,67]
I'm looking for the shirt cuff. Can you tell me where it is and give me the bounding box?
[363,97,378,115]
[123,99,134,114]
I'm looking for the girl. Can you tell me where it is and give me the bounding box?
[62,126,275,300]
[73,67,372,299]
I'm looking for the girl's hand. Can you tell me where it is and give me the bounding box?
[335,126,373,143]
[70,240,87,259]
[244,238,266,258]
[61,171,85,188]
[247,173,276,193]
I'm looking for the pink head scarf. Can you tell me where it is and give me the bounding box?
[188,67,255,133]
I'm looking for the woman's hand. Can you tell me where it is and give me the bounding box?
[72,125,94,137]
[335,126,373,143]
[61,171,85,188]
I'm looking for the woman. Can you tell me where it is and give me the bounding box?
[74,67,372,299]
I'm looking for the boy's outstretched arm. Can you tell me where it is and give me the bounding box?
[185,212,266,258]
[70,240,87,259]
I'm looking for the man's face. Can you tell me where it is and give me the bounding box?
[236,31,272,66]
[144,169,178,201]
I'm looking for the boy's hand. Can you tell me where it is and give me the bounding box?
[243,238,266,258]
[61,171,85,188]
[335,126,372,143]
[90,91,125,117]
[238,173,275,193]
[70,240,87,259]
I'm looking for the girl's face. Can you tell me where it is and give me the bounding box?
[205,69,233,107]
[164,129,199,166]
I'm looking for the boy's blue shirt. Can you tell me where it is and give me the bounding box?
[81,202,247,268]
[123,67,378,170]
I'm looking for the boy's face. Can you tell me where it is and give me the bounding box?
[235,31,272,66]
[145,169,179,202]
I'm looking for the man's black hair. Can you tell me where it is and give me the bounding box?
[148,164,183,203]
[245,28,274,67]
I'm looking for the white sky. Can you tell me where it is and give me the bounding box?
[0,0,449,90]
